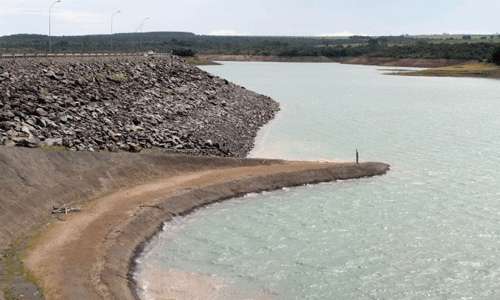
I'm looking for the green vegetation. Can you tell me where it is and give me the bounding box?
[109,72,128,82]
[172,48,196,57]
[394,63,500,78]
[491,46,500,65]
[1,237,42,300]
[1,32,499,61]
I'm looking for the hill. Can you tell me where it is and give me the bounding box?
[1,32,499,62]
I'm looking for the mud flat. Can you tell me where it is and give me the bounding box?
[0,147,388,299]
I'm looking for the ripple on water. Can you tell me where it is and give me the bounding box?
[137,63,500,299]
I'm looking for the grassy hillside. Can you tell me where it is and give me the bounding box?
[1,32,499,62]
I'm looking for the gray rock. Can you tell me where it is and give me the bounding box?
[12,137,41,148]
[0,121,16,130]
[42,138,63,147]
[0,55,279,157]
[35,108,48,117]
[45,70,58,79]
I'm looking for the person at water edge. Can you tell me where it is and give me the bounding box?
[356,149,359,164]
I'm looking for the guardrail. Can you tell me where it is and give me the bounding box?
[0,52,162,59]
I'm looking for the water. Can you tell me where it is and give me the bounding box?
[137,62,500,299]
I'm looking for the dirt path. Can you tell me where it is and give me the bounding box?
[22,160,390,300]
[24,162,337,299]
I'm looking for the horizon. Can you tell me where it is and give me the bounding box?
[1,31,499,39]
[0,0,499,37]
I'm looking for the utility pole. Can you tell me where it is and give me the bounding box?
[136,17,150,52]
[49,0,62,53]
[110,10,121,51]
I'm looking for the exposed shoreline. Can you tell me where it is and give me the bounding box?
[0,148,389,300]
[195,54,471,68]
[44,160,389,300]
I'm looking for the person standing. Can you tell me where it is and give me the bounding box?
[356,149,359,164]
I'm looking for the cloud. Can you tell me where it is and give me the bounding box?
[208,29,242,36]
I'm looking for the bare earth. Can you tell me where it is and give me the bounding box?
[24,161,387,300]
[18,158,389,299]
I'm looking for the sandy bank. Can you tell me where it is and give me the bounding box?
[0,148,389,299]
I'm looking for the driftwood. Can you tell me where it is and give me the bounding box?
[51,206,81,215]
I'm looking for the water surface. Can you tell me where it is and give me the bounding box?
[138,62,500,299]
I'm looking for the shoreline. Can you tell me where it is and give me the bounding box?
[195,54,472,68]
[16,152,389,299]
[390,62,500,79]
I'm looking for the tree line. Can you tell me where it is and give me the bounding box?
[1,32,499,62]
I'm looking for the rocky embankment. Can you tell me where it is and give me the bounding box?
[0,55,278,157]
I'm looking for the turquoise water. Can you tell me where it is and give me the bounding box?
[137,62,500,299]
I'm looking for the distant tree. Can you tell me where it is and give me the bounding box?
[367,38,380,50]
[491,46,500,65]
[172,48,196,57]
[462,35,472,40]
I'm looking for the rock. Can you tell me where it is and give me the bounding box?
[0,121,16,130]
[12,137,41,148]
[42,138,63,147]
[45,70,58,79]
[0,111,15,121]
[36,108,48,117]
[127,143,143,153]
[59,115,71,123]
[20,125,34,137]
[0,55,279,157]
[0,72,9,83]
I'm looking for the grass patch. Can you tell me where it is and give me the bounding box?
[393,63,500,78]
[109,72,128,82]
[1,233,44,300]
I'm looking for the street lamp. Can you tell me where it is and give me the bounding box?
[110,10,121,51]
[137,17,150,52]
[49,0,62,53]
[136,17,150,33]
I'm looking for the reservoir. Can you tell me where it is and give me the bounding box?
[137,62,500,299]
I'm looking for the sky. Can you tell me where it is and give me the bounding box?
[0,0,499,37]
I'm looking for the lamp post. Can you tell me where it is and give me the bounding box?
[49,0,62,53]
[110,10,121,51]
[137,17,150,52]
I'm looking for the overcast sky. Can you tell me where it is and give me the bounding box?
[0,0,499,37]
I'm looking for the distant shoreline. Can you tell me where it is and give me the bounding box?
[194,54,471,68]
[194,54,500,79]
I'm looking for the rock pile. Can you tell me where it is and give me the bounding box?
[0,55,279,157]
